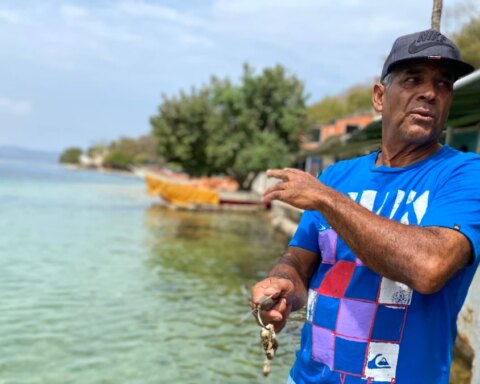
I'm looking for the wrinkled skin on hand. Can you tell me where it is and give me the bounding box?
[262,168,324,210]
[251,277,295,333]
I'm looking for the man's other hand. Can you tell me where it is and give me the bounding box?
[250,277,295,333]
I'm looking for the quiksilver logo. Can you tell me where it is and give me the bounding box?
[367,354,391,369]
[407,30,455,54]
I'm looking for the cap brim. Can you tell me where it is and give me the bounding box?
[385,57,475,80]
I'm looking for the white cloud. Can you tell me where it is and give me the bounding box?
[0,97,32,116]
[117,1,206,28]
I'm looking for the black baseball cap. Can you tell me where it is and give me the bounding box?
[381,29,474,81]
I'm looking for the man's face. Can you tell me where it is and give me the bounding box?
[374,62,454,148]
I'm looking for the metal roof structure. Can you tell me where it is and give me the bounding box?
[449,69,480,128]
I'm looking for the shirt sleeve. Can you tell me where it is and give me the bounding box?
[288,210,321,253]
[288,166,334,254]
[420,157,480,265]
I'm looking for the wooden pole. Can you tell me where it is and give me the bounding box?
[431,0,443,31]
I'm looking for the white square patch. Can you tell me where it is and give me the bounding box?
[364,342,399,382]
[378,278,412,305]
[306,289,318,322]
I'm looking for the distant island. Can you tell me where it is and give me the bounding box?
[0,145,59,163]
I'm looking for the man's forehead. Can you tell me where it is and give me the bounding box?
[394,62,455,78]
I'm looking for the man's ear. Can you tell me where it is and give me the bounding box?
[372,83,385,113]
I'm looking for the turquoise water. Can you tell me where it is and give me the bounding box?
[0,158,301,384]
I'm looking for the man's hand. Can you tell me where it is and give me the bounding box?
[250,277,295,333]
[263,168,324,210]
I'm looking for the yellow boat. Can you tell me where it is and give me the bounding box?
[145,174,220,206]
[140,169,265,210]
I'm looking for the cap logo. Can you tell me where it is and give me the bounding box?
[407,30,455,54]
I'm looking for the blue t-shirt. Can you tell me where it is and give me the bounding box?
[287,146,480,384]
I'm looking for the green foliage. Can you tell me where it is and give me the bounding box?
[103,135,162,170]
[241,64,307,151]
[103,151,132,170]
[86,144,105,157]
[59,147,82,164]
[133,152,156,165]
[308,97,347,124]
[151,64,308,187]
[151,87,214,177]
[233,132,291,184]
[453,16,480,69]
[345,86,374,114]
[308,85,373,125]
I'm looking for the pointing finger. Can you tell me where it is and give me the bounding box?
[266,169,289,181]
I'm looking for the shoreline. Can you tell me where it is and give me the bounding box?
[61,163,139,178]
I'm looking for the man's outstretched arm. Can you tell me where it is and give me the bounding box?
[263,168,472,295]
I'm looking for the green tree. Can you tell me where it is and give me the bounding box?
[453,16,480,69]
[345,86,373,115]
[133,134,161,165]
[307,84,373,126]
[86,143,106,158]
[240,64,307,151]
[232,131,291,185]
[103,137,136,170]
[204,77,248,176]
[308,97,346,124]
[59,147,82,164]
[102,135,162,170]
[206,65,307,186]
[103,151,132,170]
[151,87,214,176]
[151,64,308,188]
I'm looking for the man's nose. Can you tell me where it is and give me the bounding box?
[418,81,437,102]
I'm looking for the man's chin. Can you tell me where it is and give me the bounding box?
[400,124,440,144]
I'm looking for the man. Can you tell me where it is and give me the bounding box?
[251,29,478,383]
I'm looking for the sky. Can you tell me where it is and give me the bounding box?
[0,0,474,152]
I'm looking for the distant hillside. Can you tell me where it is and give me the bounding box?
[0,146,59,163]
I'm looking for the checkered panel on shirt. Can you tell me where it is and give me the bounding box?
[307,229,410,380]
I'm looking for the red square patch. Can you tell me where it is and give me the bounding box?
[318,260,356,298]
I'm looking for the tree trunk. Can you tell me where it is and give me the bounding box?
[431,0,443,31]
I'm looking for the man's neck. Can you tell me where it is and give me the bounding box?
[376,142,442,167]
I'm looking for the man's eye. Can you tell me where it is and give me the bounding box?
[404,76,419,84]
[438,80,453,90]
